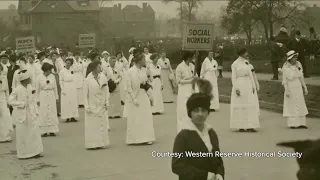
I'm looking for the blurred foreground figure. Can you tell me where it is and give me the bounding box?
[277,139,320,180]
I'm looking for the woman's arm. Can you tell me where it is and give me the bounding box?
[172,132,211,180]
[53,76,58,100]
[200,59,207,79]
[167,59,174,73]
[35,77,40,102]
[231,63,238,89]
[176,66,193,85]
[59,71,64,93]
[252,72,260,91]
[8,89,25,108]
[83,79,89,109]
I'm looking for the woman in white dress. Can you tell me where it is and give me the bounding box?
[230,48,259,132]
[0,64,13,143]
[200,51,219,111]
[83,61,110,150]
[176,51,195,133]
[282,50,308,129]
[59,58,79,123]
[247,58,260,117]
[158,50,174,103]
[126,48,155,145]
[36,63,59,137]
[143,46,152,67]
[8,70,43,159]
[115,52,128,105]
[148,54,164,115]
[73,52,84,107]
[107,56,122,118]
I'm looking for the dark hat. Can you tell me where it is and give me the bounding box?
[0,54,9,59]
[186,93,211,118]
[277,139,320,179]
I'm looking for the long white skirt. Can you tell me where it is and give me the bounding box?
[77,88,84,106]
[85,111,110,149]
[38,90,59,134]
[109,86,121,117]
[176,84,192,133]
[126,89,155,144]
[287,116,306,127]
[0,101,13,142]
[122,92,129,118]
[161,69,174,102]
[61,82,79,119]
[152,78,164,113]
[16,118,43,159]
[119,79,126,103]
[230,77,260,129]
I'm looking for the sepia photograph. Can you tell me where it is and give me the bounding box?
[0,0,319,180]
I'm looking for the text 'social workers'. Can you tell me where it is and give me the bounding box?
[186,29,211,44]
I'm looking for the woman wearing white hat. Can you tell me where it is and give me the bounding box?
[282,50,308,129]
[8,70,43,159]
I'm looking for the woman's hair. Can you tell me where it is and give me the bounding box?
[132,48,144,63]
[65,57,74,64]
[182,51,194,61]
[310,27,315,33]
[41,62,53,72]
[19,57,27,64]
[237,48,247,56]
[37,51,46,59]
[143,46,149,50]
[115,52,122,57]
[186,92,211,118]
[86,61,101,77]
[28,54,34,59]
[74,51,80,56]
[150,53,158,60]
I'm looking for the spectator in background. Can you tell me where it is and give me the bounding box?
[287,30,309,78]
[309,27,319,61]
[270,36,282,80]
[215,43,224,78]
[276,27,290,45]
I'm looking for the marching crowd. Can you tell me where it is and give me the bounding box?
[0,36,311,180]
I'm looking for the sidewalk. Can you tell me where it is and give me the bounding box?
[221,71,320,86]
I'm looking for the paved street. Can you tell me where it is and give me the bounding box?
[1,101,320,180]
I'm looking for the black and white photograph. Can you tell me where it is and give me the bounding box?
[0,0,320,180]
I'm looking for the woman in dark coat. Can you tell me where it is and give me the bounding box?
[172,93,225,180]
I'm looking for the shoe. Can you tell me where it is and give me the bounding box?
[298,125,308,129]
[238,129,245,132]
[50,133,56,136]
[247,128,257,132]
[70,118,78,122]
[41,134,48,137]
[210,109,215,112]
[66,119,70,123]
[289,126,298,129]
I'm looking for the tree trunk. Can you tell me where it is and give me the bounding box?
[180,2,183,37]
[261,21,269,41]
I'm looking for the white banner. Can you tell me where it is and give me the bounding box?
[78,34,96,48]
[182,22,214,51]
[16,36,36,53]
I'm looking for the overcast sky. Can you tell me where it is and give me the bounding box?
[0,0,319,18]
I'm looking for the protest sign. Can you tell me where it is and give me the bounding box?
[78,34,96,48]
[182,22,214,51]
[16,36,36,53]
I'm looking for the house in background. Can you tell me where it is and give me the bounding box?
[0,8,19,26]
[18,0,100,47]
[100,3,156,39]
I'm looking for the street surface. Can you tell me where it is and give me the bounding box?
[1,102,320,180]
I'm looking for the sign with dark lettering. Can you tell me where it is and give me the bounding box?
[79,34,96,48]
[16,36,36,53]
[182,22,214,51]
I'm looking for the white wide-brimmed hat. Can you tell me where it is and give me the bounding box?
[129,47,136,53]
[280,27,288,33]
[17,70,31,82]
[101,51,109,56]
[286,50,298,60]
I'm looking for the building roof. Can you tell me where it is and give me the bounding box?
[122,4,155,14]
[18,0,99,13]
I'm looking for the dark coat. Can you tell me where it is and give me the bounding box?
[276,32,290,45]
[286,38,308,60]
[7,64,19,93]
[270,41,282,62]
[172,128,225,180]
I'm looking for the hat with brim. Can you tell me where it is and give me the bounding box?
[129,47,136,53]
[286,50,298,61]
[17,70,31,82]
[101,51,109,56]
[0,54,9,59]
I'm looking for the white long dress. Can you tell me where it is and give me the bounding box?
[230,57,260,129]
[175,61,195,132]
[126,66,155,144]
[157,57,174,103]
[59,68,79,119]
[0,74,13,142]
[73,59,84,106]
[108,67,122,117]
[8,84,43,159]
[148,63,164,113]
[200,57,220,110]
[83,73,110,149]
[248,64,260,116]
[282,62,308,127]
[36,74,59,134]
[116,57,129,103]
[122,70,130,118]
